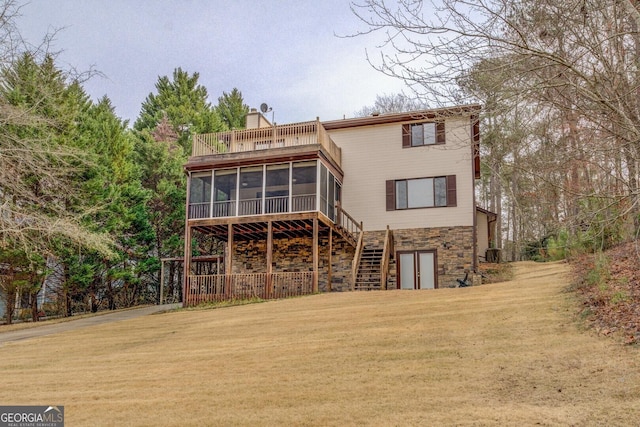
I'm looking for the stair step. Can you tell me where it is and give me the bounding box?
[355,231,393,291]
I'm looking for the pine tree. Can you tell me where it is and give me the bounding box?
[217,88,249,129]
[134,68,225,154]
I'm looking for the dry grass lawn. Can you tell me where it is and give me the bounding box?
[0,261,638,426]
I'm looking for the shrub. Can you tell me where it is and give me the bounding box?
[585,252,610,287]
[547,230,568,261]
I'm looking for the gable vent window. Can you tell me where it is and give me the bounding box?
[402,122,445,147]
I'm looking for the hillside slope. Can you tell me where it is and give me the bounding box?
[0,261,638,426]
[572,240,640,345]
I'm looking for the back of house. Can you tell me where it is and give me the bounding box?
[182,104,493,305]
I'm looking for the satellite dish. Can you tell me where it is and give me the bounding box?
[260,103,270,113]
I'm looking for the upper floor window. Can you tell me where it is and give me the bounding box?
[386,175,456,210]
[402,122,445,147]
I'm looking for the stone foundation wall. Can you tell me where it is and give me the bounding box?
[232,235,355,292]
[233,240,267,273]
[319,237,355,292]
[230,225,473,292]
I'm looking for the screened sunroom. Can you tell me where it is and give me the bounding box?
[188,159,342,222]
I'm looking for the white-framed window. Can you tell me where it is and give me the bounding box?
[402,121,445,147]
[386,175,456,210]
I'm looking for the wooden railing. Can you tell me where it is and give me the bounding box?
[380,226,394,290]
[184,272,314,306]
[191,120,342,166]
[351,230,365,291]
[336,204,363,244]
[188,195,317,219]
[188,202,209,219]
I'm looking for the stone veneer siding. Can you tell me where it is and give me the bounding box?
[232,235,355,292]
[390,226,475,288]
[229,226,473,292]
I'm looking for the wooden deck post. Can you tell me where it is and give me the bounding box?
[266,221,273,298]
[312,217,319,293]
[272,124,277,148]
[182,172,192,307]
[182,225,192,306]
[159,258,165,305]
[327,227,333,292]
[225,223,233,296]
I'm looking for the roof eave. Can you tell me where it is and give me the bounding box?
[322,104,482,130]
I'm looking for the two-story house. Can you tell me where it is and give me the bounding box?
[182,104,492,306]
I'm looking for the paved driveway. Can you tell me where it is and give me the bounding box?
[0,303,181,345]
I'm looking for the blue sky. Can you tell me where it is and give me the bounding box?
[17,0,408,125]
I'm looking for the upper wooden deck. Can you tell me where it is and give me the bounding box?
[191,120,342,168]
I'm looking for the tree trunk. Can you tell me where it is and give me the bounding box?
[30,289,39,322]
[4,286,16,325]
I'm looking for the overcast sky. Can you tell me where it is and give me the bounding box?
[17,0,408,126]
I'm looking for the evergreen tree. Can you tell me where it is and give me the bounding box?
[70,96,156,311]
[134,68,225,154]
[217,88,249,129]
[0,52,113,256]
[134,127,186,301]
[133,69,232,300]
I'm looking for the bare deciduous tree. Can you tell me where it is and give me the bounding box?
[354,92,428,116]
[351,0,640,255]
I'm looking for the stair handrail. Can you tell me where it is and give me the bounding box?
[336,203,362,243]
[351,228,365,291]
[380,226,394,290]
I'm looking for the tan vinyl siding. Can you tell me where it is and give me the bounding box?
[476,209,490,261]
[245,111,272,129]
[328,116,475,231]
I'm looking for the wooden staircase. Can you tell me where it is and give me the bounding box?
[354,247,384,290]
[352,227,394,291]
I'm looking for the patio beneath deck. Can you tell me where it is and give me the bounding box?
[183,210,362,306]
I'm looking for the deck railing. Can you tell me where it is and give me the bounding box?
[351,231,365,290]
[380,226,394,290]
[185,271,314,306]
[336,204,363,244]
[191,120,342,166]
[188,194,317,219]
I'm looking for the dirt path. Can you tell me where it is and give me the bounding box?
[0,303,180,345]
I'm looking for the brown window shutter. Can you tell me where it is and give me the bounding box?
[472,117,480,144]
[402,124,411,148]
[446,175,457,207]
[386,180,396,210]
[436,122,446,145]
[472,117,481,179]
[474,144,481,179]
